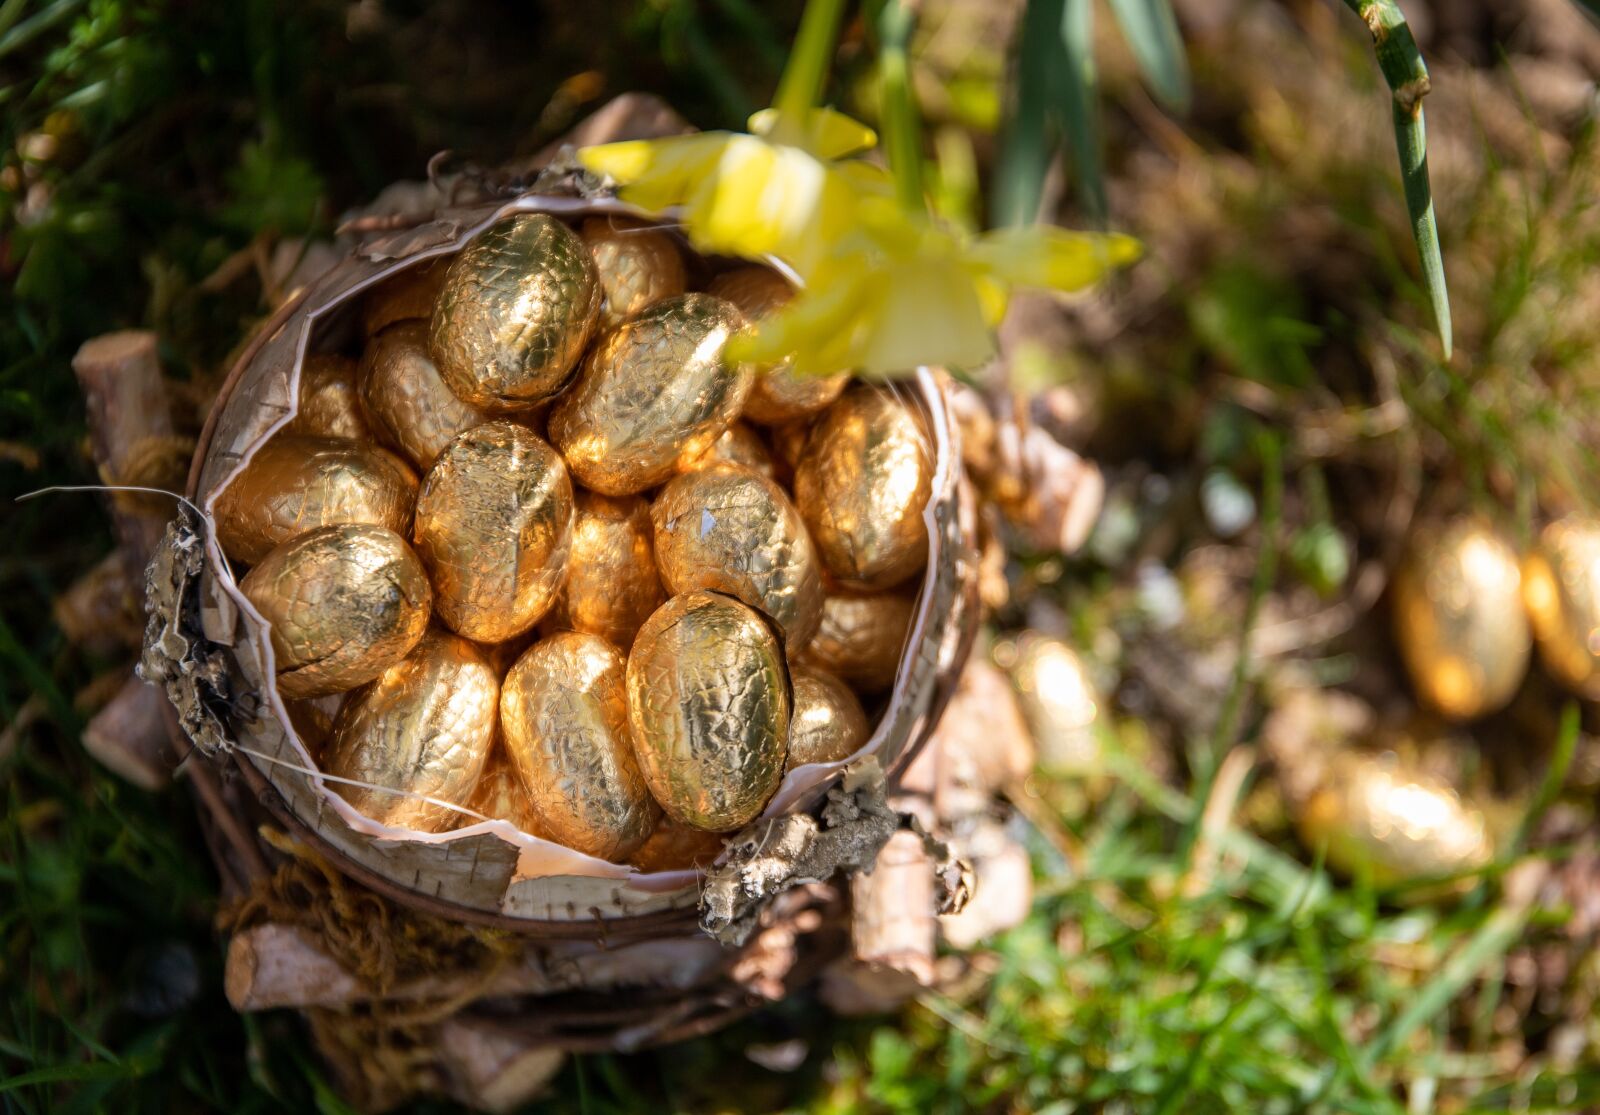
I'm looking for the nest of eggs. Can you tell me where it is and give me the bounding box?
[146,185,978,975]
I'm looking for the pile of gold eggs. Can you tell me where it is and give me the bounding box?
[215,212,934,869]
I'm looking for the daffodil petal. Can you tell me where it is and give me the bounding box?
[855,260,995,375]
[578,133,737,213]
[748,106,878,158]
[970,227,1141,292]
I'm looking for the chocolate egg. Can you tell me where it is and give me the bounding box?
[629,817,728,873]
[580,216,687,328]
[285,354,370,441]
[467,753,540,831]
[627,591,790,830]
[359,320,493,471]
[549,293,753,495]
[785,667,870,770]
[361,257,448,337]
[1012,635,1102,775]
[652,465,823,647]
[430,214,601,410]
[707,266,849,424]
[1392,517,1530,720]
[1524,515,1600,699]
[214,435,418,565]
[553,490,663,649]
[501,632,660,860]
[413,421,574,644]
[799,590,914,693]
[794,389,931,590]
[680,422,777,479]
[322,629,497,832]
[240,523,431,698]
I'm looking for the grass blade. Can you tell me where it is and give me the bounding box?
[1058,0,1107,224]
[993,0,1065,226]
[1105,0,1192,112]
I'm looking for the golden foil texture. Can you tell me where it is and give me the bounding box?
[285,694,344,756]
[553,490,663,649]
[794,388,931,591]
[1297,749,1494,890]
[1012,635,1102,775]
[549,293,754,495]
[500,632,660,860]
[362,258,448,337]
[214,435,419,565]
[359,320,491,471]
[466,753,541,831]
[629,817,728,873]
[1523,515,1600,699]
[707,266,849,424]
[784,667,870,770]
[1392,517,1530,720]
[681,422,776,479]
[323,629,497,832]
[285,354,371,441]
[413,421,574,644]
[626,591,791,830]
[652,465,823,647]
[580,216,687,329]
[429,214,601,410]
[801,590,914,693]
[240,524,432,698]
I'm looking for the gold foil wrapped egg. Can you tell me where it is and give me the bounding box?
[707,266,849,424]
[794,389,931,591]
[1392,517,1530,720]
[413,421,574,644]
[1523,515,1600,699]
[629,817,728,873]
[466,754,540,831]
[549,293,754,495]
[627,591,791,830]
[322,629,498,832]
[214,435,418,565]
[651,465,824,648]
[580,216,687,328]
[429,214,601,410]
[1011,635,1102,775]
[800,590,914,693]
[680,422,777,479]
[785,667,870,770]
[553,490,663,650]
[361,258,448,337]
[500,632,661,860]
[359,321,492,471]
[240,523,431,699]
[285,354,371,441]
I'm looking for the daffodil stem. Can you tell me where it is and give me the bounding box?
[773,0,850,127]
[874,0,925,211]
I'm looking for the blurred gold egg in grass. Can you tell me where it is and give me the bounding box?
[430,213,601,410]
[784,667,870,770]
[550,292,754,495]
[501,632,660,861]
[359,321,492,471]
[626,591,791,831]
[580,216,687,328]
[1523,515,1600,699]
[1010,634,1103,776]
[412,421,574,644]
[240,523,432,699]
[213,435,418,565]
[1392,517,1531,720]
[323,629,498,833]
[553,490,664,650]
[285,354,370,441]
[706,266,849,425]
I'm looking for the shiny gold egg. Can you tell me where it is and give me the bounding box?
[580,216,687,329]
[706,266,850,424]
[359,320,492,471]
[466,753,540,831]
[626,591,790,830]
[285,694,344,756]
[680,422,777,479]
[285,354,371,441]
[240,523,432,699]
[413,421,574,644]
[793,388,931,591]
[1524,515,1600,699]
[798,589,914,693]
[629,817,728,873]
[501,632,661,860]
[1012,635,1102,775]
[548,293,754,496]
[1392,517,1530,720]
[785,667,870,770]
[322,629,498,832]
[429,214,601,410]
[1296,747,1494,892]
[552,490,663,650]
[361,257,448,337]
[651,465,824,648]
[214,435,418,565]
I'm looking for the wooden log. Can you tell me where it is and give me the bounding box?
[81,677,173,790]
[433,1015,566,1113]
[849,828,937,986]
[53,551,142,655]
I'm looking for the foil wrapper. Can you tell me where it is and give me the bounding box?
[284,354,371,441]
[359,320,492,471]
[580,216,687,328]
[1524,515,1600,699]
[323,629,498,832]
[784,667,869,770]
[413,421,574,644]
[626,591,790,830]
[799,589,915,693]
[240,523,432,698]
[214,435,418,565]
[553,490,663,650]
[361,257,448,337]
[466,752,541,831]
[679,422,777,479]
[500,632,660,860]
[707,266,849,424]
[430,214,600,410]
[629,817,728,873]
